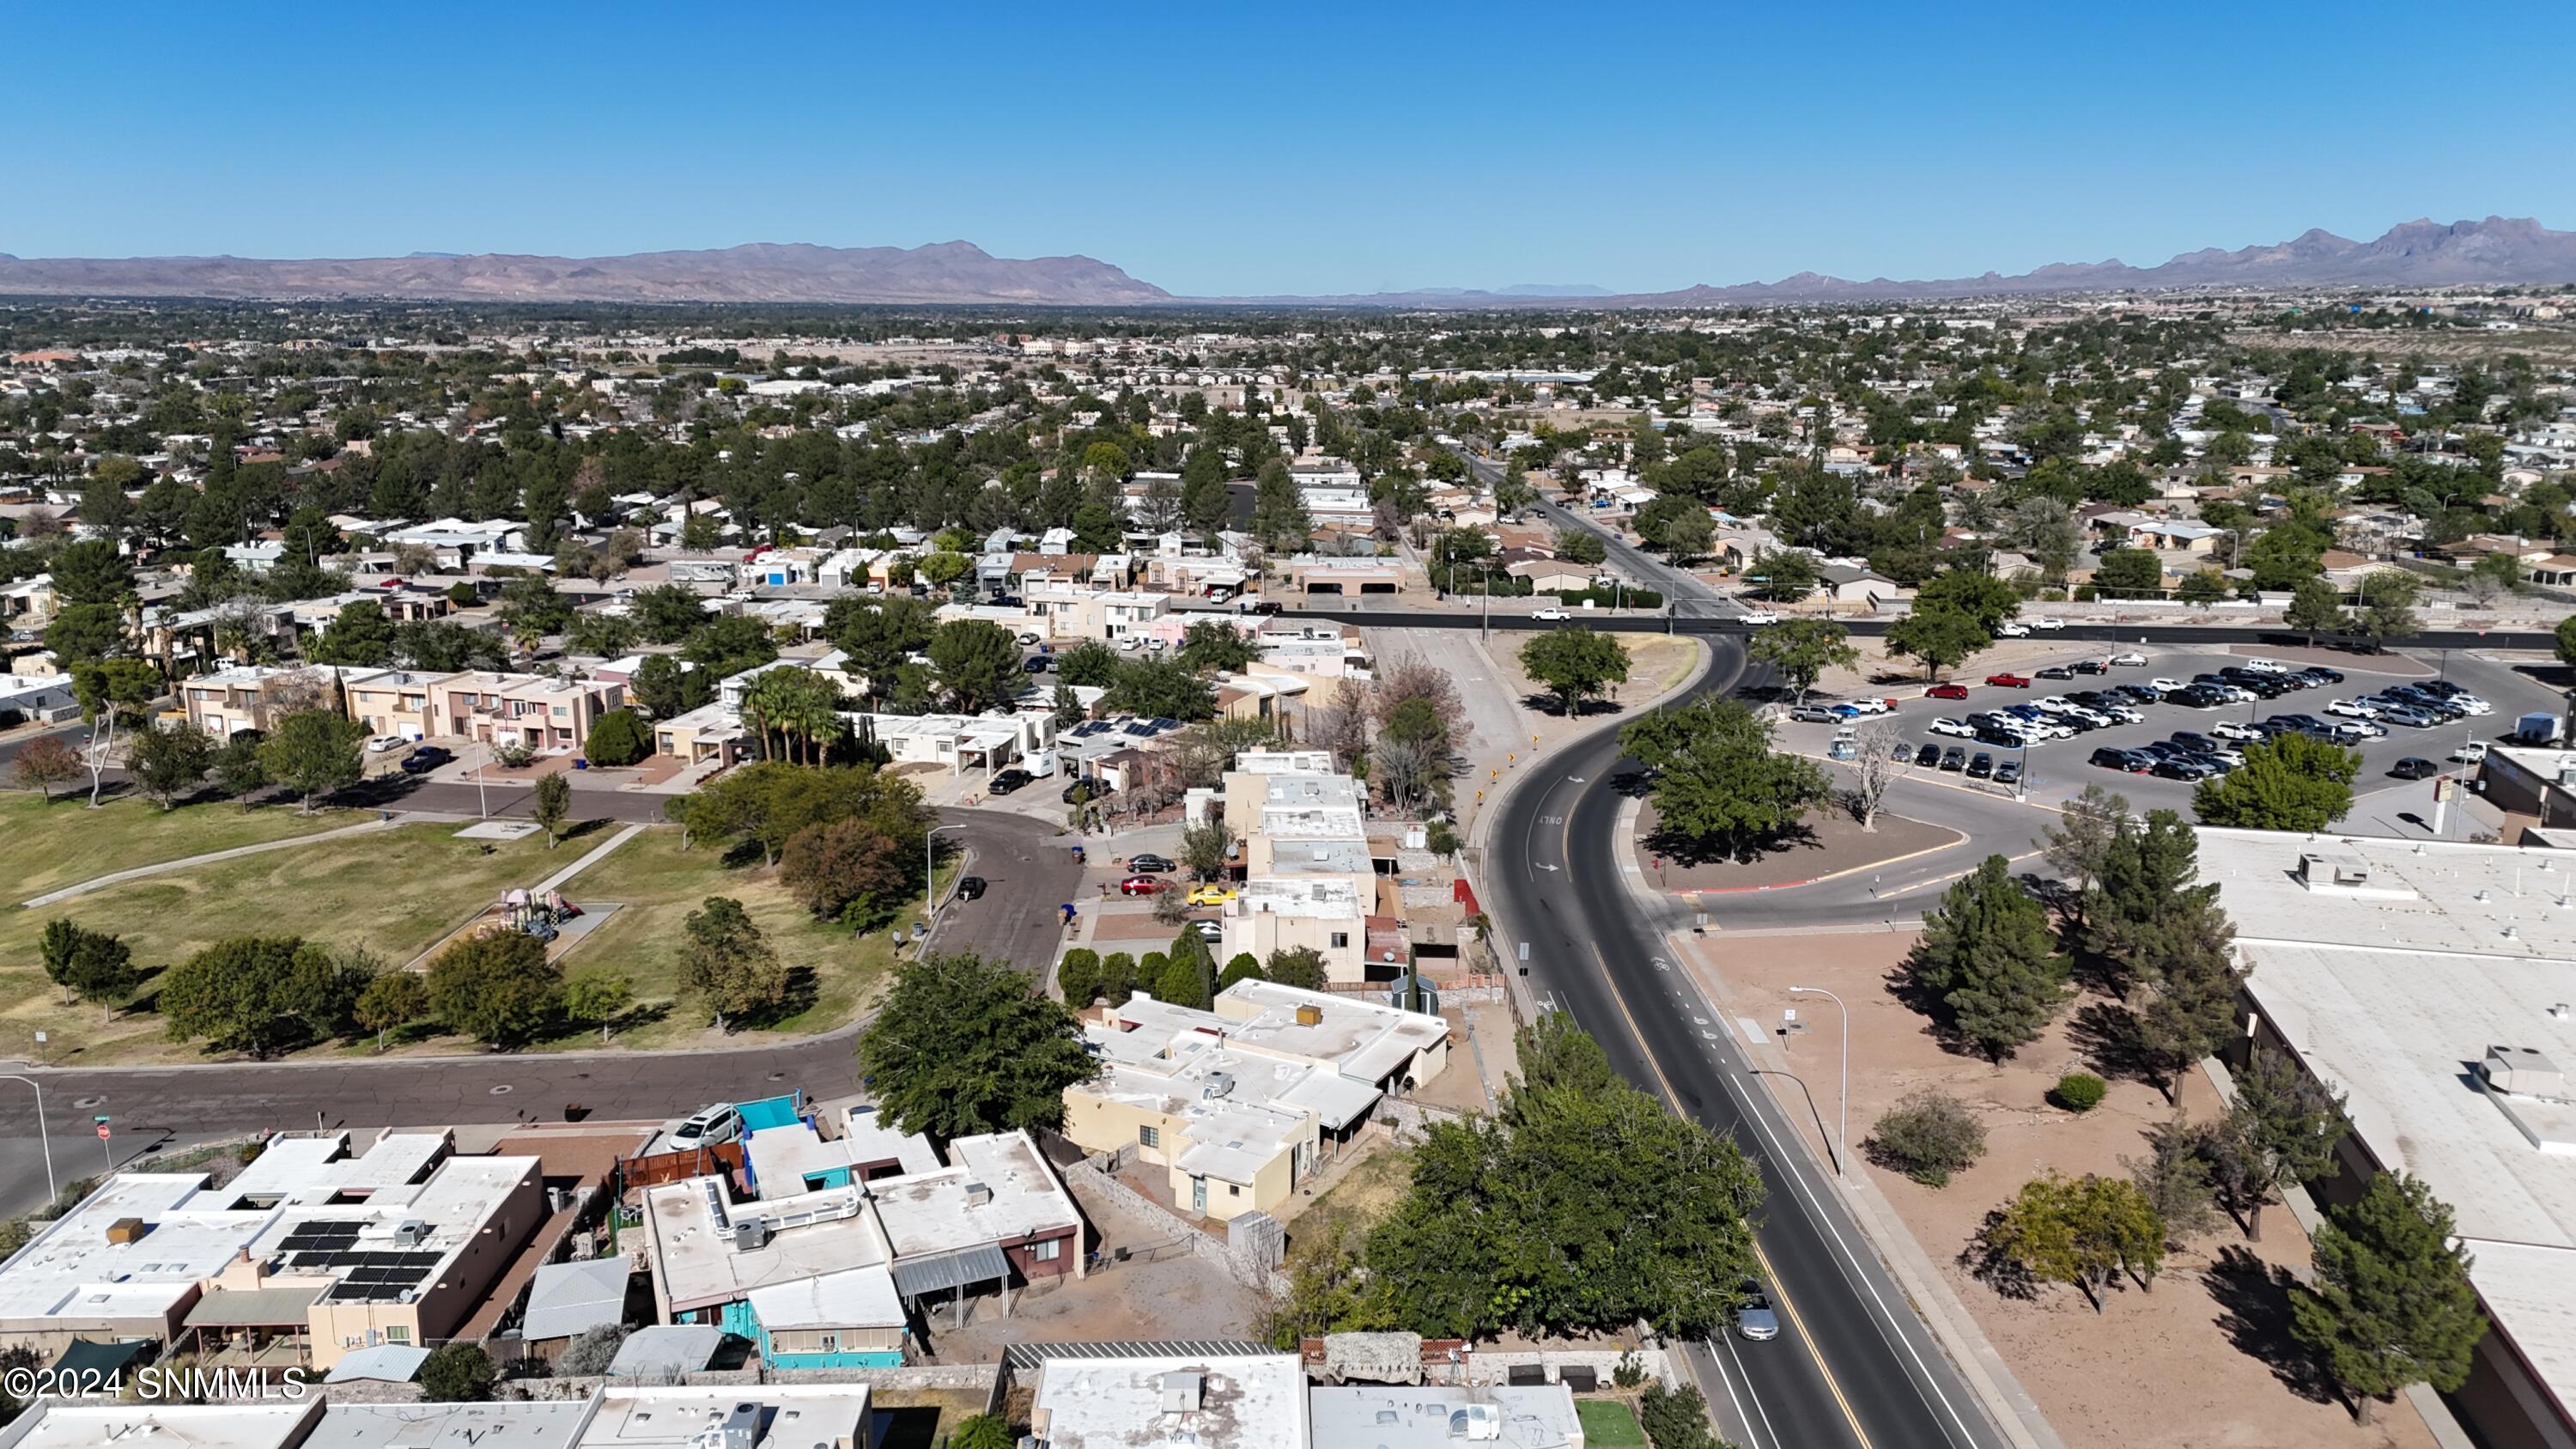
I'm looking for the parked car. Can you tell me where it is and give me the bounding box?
[1185,884,1238,906]
[1789,704,1841,724]
[987,768,1035,795]
[367,734,409,753]
[1117,875,1166,895]
[1062,777,1113,804]
[2241,658,2288,675]
[399,745,453,775]
[2151,757,2213,781]
[1127,853,1176,874]
[1826,737,1859,761]
[1929,717,1975,738]
[2328,721,2385,743]
[1017,632,1041,645]
[671,1105,744,1149]
[1940,746,1967,771]
[2391,757,2440,780]
[2379,703,2437,728]
[1915,743,1942,767]
[1194,920,1224,941]
[1993,759,2023,786]
[2091,746,2152,773]
[2211,720,2263,742]
[2302,667,2344,684]
[2036,665,2074,680]
[1891,739,1917,762]
[1023,655,1052,673]
[2326,697,2381,718]
[2147,678,2188,694]
[2109,652,2148,667]
[1984,673,2031,688]
[1965,752,1995,779]
[953,876,987,901]
[1925,682,1971,700]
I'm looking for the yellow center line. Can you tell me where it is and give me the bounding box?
[1582,939,1874,1449]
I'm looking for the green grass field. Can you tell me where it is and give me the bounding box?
[1,792,349,901]
[0,820,557,1063]
[1576,1398,1648,1447]
[540,825,916,1050]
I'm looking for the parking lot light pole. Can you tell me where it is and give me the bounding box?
[1788,985,1850,1179]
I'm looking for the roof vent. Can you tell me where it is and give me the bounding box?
[1204,1072,1235,1100]
[963,1182,993,1207]
[2552,1003,2572,1022]
[1449,1404,1504,1441]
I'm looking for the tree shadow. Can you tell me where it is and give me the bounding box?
[2204,1244,2336,1403]
[1608,769,1655,800]
[1642,819,1820,868]
[2068,1001,2161,1087]
[1959,1207,2039,1301]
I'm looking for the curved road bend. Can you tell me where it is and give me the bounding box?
[0,807,1077,1212]
[1490,637,2012,1449]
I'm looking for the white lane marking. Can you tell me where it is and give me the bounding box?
[1721,1332,1786,1449]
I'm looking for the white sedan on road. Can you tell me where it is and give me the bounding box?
[1736,610,1780,625]
[2109,651,2148,667]
[2029,617,2065,630]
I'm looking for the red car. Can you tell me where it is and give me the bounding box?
[1117,875,1165,896]
[1984,673,2032,689]
[1925,683,1971,700]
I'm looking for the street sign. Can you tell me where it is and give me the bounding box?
[95,1123,109,1142]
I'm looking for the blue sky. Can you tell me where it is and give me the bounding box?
[10,1,2572,297]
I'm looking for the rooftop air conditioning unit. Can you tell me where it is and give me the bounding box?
[730,1219,769,1251]
[1159,1370,1204,1414]
[963,1182,993,1208]
[391,1220,430,1248]
[2483,1044,2569,1099]
[1205,1073,1235,1100]
[1295,1005,1323,1027]
[1449,1403,1504,1441]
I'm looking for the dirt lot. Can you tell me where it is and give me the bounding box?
[1704,931,2439,1449]
[1634,801,1961,888]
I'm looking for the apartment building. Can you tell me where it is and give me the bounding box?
[432,672,625,752]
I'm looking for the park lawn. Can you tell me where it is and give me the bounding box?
[0,822,558,1064]
[543,825,910,1050]
[1576,1399,1648,1447]
[0,792,350,902]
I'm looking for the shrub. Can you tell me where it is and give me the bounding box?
[2051,1072,2108,1112]
[557,1322,629,1376]
[1425,820,1461,855]
[1638,1382,1722,1449]
[949,1416,1015,1449]
[418,1342,496,1402]
[1868,1088,1988,1186]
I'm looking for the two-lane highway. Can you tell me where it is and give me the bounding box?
[1489,636,2014,1449]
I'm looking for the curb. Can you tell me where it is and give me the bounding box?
[1649,829,1970,897]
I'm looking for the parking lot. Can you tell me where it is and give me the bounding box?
[1775,642,2555,820]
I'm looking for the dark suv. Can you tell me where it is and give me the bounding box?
[987,768,1034,795]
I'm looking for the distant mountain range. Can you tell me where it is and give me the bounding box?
[0,218,2568,308]
[0,240,1171,306]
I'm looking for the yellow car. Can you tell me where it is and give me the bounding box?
[1185,884,1237,907]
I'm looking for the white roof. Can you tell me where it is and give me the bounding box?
[836,1104,945,1177]
[303,1402,590,1449]
[872,1131,1083,1259]
[1032,1353,1310,1449]
[575,1387,871,1448]
[0,1404,318,1449]
[1310,1385,1586,1449]
[744,1263,905,1331]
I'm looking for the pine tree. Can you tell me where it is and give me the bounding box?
[2211,1048,2347,1241]
[2084,808,2202,993]
[2132,891,2243,1102]
[1907,855,2072,1061]
[2292,1174,2489,1423]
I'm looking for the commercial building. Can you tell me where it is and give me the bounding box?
[2,1385,879,1449]
[1028,1350,1310,1449]
[2201,828,2576,1449]
[1310,1384,1588,1448]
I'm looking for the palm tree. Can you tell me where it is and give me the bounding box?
[738,670,791,762]
[784,672,848,766]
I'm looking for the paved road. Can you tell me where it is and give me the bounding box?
[0,805,1076,1218]
[1458,448,1741,619]
[1489,638,2009,1449]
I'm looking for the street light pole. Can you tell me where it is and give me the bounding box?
[926,824,966,938]
[0,1076,55,1202]
[1789,986,1850,1178]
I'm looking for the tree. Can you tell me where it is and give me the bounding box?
[2130,891,2243,1103]
[947,1415,1017,1449]
[2178,568,2231,604]
[1747,619,1858,704]
[1364,1018,1764,1339]
[530,772,573,848]
[311,600,394,667]
[38,919,137,1016]
[354,970,428,1052]
[1906,855,2071,1061]
[1103,657,1218,721]
[1180,818,1234,882]
[1519,628,1631,716]
[2557,615,2576,673]
[2344,569,2421,650]
[1742,548,1817,602]
[2210,1048,2347,1241]
[1265,947,1328,990]
[1638,1382,1726,1449]
[12,734,79,800]
[1868,1088,1987,1186]
[1659,505,1716,565]
[1056,641,1120,688]
[563,969,635,1043]
[2081,809,2205,991]
[1176,621,1255,674]
[161,935,369,1057]
[210,730,270,804]
[2092,548,2165,599]
[1218,953,1265,992]
[2464,551,2520,607]
[1157,927,1217,1009]
[2123,1113,2222,1245]
[418,1342,495,1403]
[258,708,365,812]
[927,618,1019,713]
[73,658,162,807]
[1844,720,1908,831]
[629,653,712,720]
[1981,1172,2166,1312]
[1619,697,1829,861]
[426,929,563,1048]
[2283,577,2344,648]
[1885,603,1990,682]
[125,722,216,810]
[2193,732,2358,832]
[1914,569,2021,633]
[781,819,912,928]
[858,952,1098,1141]
[1552,527,1607,566]
[2038,784,2130,924]
[2292,1173,2490,1423]
[1250,457,1311,550]
[584,708,651,767]
[682,896,789,1030]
